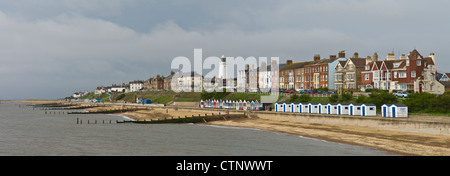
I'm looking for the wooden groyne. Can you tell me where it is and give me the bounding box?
[67,107,148,114]
[116,113,245,124]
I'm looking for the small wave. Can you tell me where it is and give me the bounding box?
[107,114,136,121]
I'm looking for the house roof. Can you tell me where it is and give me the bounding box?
[280,61,314,71]
[439,81,450,88]
[408,49,423,60]
[347,58,366,67]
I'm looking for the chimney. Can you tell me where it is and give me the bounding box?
[400,54,406,60]
[373,52,378,62]
[430,53,435,64]
[386,52,395,60]
[353,52,359,59]
[314,54,320,61]
[330,55,337,59]
[286,60,293,65]
[338,51,345,58]
[366,56,372,65]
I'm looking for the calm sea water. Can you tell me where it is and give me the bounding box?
[0,102,392,156]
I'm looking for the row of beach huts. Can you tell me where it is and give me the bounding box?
[274,103,408,118]
[200,99,264,110]
[199,100,408,118]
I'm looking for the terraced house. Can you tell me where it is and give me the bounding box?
[279,51,346,91]
[334,52,367,93]
[360,49,444,94]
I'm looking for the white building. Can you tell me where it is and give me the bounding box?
[129,80,144,92]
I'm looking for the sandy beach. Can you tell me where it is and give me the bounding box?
[207,118,450,156]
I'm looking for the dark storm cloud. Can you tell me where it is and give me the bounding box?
[0,0,449,99]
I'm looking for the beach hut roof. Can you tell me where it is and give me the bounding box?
[363,104,376,106]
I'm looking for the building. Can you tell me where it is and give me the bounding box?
[164,71,175,91]
[172,71,203,92]
[334,52,367,93]
[361,49,441,94]
[150,75,164,90]
[129,80,144,92]
[111,84,128,93]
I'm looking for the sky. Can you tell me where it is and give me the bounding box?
[0,0,449,100]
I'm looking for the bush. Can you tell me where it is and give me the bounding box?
[404,92,449,113]
[339,92,353,102]
[298,94,311,102]
[289,94,299,102]
[368,91,397,108]
[328,94,339,103]
[115,94,126,101]
[355,95,369,104]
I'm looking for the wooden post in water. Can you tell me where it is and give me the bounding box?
[77,118,79,124]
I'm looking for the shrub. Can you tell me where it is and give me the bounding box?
[355,95,369,104]
[328,94,339,103]
[368,91,397,108]
[298,94,311,102]
[289,94,299,102]
[339,92,353,102]
[115,94,126,101]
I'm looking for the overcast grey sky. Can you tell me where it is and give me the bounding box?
[0,0,449,100]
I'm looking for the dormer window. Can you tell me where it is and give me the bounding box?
[394,63,400,68]
[365,66,370,70]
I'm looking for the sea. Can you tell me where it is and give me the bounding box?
[0,102,393,156]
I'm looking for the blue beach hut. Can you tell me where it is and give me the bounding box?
[390,104,408,118]
[361,104,376,116]
[327,103,338,114]
[382,104,390,117]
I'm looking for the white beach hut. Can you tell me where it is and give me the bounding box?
[382,104,390,117]
[390,104,408,118]
[349,104,362,116]
[200,100,205,108]
[294,103,302,113]
[318,103,327,114]
[275,103,284,112]
[327,103,338,114]
[337,104,350,115]
[308,103,319,114]
[361,104,376,116]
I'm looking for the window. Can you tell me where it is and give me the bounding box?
[399,72,407,78]
[417,60,421,66]
[406,60,410,66]
[394,71,397,78]
[369,107,374,110]
[365,74,369,80]
[411,71,416,78]
[394,63,400,68]
[366,66,370,70]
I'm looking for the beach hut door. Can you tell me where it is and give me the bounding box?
[383,107,386,117]
[338,106,341,115]
[328,105,331,114]
[362,106,366,116]
[392,107,396,118]
[350,106,353,115]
